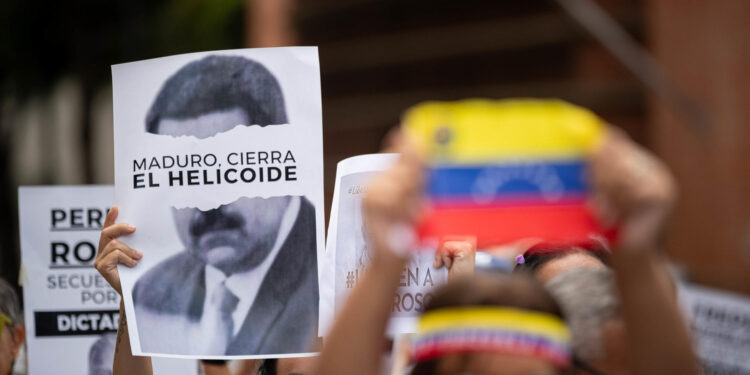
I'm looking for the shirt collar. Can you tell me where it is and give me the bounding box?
[203,196,302,335]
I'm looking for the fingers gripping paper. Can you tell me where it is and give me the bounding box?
[403,99,607,248]
[112,48,324,358]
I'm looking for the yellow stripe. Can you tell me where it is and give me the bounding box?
[403,99,605,163]
[418,307,571,343]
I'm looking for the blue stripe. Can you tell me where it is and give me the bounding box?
[427,160,588,201]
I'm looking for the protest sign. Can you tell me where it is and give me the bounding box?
[18,186,197,374]
[402,99,611,248]
[319,154,448,336]
[679,283,750,374]
[112,47,324,358]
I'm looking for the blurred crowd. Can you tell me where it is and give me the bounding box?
[1,118,706,375]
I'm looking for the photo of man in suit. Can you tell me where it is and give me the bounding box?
[131,55,319,355]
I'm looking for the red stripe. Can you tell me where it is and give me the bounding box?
[417,203,604,248]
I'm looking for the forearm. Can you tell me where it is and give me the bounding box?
[316,253,408,375]
[612,237,699,375]
[114,301,153,375]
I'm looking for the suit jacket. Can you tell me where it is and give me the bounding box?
[132,197,319,355]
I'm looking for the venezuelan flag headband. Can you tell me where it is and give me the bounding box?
[413,307,572,368]
[403,99,612,248]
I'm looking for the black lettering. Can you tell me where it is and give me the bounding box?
[268,167,282,181]
[133,173,146,189]
[271,151,281,163]
[202,170,214,185]
[190,154,201,167]
[285,166,297,181]
[148,173,160,187]
[88,209,103,228]
[284,151,296,163]
[70,209,84,227]
[258,151,268,164]
[402,293,414,311]
[51,242,69,264]
[73,242,96,263]
[51,209,66,228]
[225,169,238,183]
[168,171,183,186]
[162,156,175,169]
[187,170,199,185]
[133,158,146,172]
[241,168,256,182]
[415,293,424,311]
[408,267,418,287]
[227,153,239,166]
[148,158,161,169]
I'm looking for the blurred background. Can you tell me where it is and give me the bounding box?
[1,0,748,297]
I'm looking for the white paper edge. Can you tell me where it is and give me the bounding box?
[318,153,399,337]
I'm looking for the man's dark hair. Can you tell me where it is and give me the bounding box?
[146,55,287,133]
[513,241,610,275]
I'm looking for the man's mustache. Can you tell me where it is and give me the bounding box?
[189,208,245,238]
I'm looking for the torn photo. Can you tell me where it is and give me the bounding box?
[112,47,324,358]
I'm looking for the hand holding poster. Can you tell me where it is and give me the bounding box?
[319,154,448,336]
[402,99,610,248]
[112,48,324,358]
[18,186,197,374]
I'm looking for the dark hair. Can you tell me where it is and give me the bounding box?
[146,55,287,133]
[513,241,610,275]
[257,359,277,375]
[411,273,565,375]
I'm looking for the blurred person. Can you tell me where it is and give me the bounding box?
[315,127,699,375]
[514,242,610,283]
[0,279,24,375]
[120,54,318,355]
[316,137,573,375]
[546,268,626,375]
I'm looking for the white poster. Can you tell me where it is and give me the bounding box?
[112,47,324,358]
[319,154,448,336]
[18,186,198,374]
[679,283,750,374]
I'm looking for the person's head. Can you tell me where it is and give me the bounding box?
[147,55,292,275]
[257,357,318,375]
[545,268,627,375]
[514,241,610,284]
[88,333,116,375]
[0,279,24,375]
[411,274,570,375]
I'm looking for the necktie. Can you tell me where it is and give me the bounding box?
[203,281,239,354]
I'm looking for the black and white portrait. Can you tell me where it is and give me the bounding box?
[129,55,319,355]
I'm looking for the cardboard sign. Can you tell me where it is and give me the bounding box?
[679,283,750,374]
[18,186,197,374]
[319,154,448,336]
[403,99,608,248]
[112,48,324,358]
